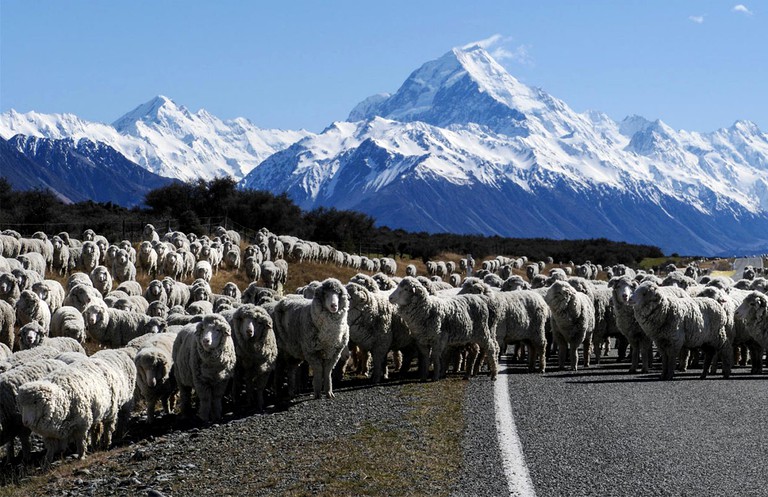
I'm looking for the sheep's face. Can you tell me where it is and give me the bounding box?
[0,274,15,295]
[20,324,44,348]
[18,383,56,429]
[52,237,63,251]
[147,302,168,318]
[116,250,129,265]
[611,279,637,305]
[628,283,660,308]
[32,283,50,303]
[82,229,95,241]
[698,287,729,305]
[96,240,108,255]
[389,277,425,306]
[83,242,95,256]
[145,317,166,334]
[198,317,230,351]
[93,267,109,283]
[322,288,341,314]
[83,304,107,328]
[149,281,164,297]
[736,292,768,322]
[12,270,28,291]
[192,286,209,302]
[18,255,31,270]
[222,283,239,298]
[546,281,575,306]
[161,278,174,295]
[18,290,39,311]
[458,280,484,295]
[138,355,166,388]
[143,225,155,236]
[345,283,369,310]
[140,242,152,254]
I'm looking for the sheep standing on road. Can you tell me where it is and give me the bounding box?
[545,281,595,371]
[630,281,730,380]
[389,277,499,381]
[609,277,652,373]
[230,305,277,411]
[172,314,237,422]
[271,278,349,399]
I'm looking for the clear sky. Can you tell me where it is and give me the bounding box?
[1,1,765,133]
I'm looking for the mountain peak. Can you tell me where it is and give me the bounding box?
[112,95,186,131]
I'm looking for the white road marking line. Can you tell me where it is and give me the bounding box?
[495,374,537,497]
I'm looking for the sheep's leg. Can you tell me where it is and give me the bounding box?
[641,338,654,374]
[616,335,629,362]
[677,348,690,372]
[628,337,640,373]
[371,346,388,384]
[537,341,547,373]
[720,343,733,379]
[431,344,445,381]
[485,341,499,380]
[701,348,714,379]
[526,342,535,372]
[593,336,603,365]
[146,398,157,424]
[464,345,479,380]
[750,343,763,374]
[323,359,336,399]
[197,386,212,422]
[555,334,567,370]
[179,386,193,418]
[582,335,592,369]
[211,382,227,421]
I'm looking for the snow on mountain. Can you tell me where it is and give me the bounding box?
[243,45,768,255]
[0,96,312,182]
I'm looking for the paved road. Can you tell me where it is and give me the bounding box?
[487,356,768,497]
[733,256,764,279]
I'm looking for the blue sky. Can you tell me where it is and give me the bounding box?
[1,1,764,133]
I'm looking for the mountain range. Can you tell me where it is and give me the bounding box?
[3,45,768,255]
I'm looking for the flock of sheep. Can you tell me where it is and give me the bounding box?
[1,224,767,468]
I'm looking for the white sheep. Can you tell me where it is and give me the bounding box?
[163,251,185,280]
[630,281,730,380]
[17,322,85,354]
[63,283,103,312]
[172,314,237,422]
[90,265,113,296]
[50,306,87,343]
[133,332,179,423]
[16,289,51,331]
[31,279,65,314]
[17,252,47,278]
[389,277,499,381]
[82,301,161,348]
[609,276,653,373]
[0,358,68,463]
[544,281,596,371]
[260,259,288,294]
[406,264,417,277]
[458,279,548,373]
[0,300,14,350]
[162,277,190,307]
[0,272,20,306]
[111,249,137,283]
[17,357,113,461]
[79,241,101,273]
[138,241,158,277]
[230,305,277,411]
[194,260,213,283]
[271,278,349,399]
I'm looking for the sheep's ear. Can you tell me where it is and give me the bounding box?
[607,277,617,288]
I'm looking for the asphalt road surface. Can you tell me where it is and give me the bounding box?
[487,356,768,497]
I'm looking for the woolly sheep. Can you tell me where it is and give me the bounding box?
[138,241,158,277]
[525,264,539,282]
[133,332,178,423]
[90,265,113,296]
[17,357,113,460]
[459,279,548,373]
[162,277,190,308]
[224,246,241,271]
[111,249,137,284]
[82,301,161,348]
[16,289,51,331]
[17,252,47,278]
[194,260,213,283]
[17,322,85,354]
[113,295,151,314]
[50,306,87,343]
[32,279,65,314]
[79,241,101,273]
[389,277,498,381]
[63,283,103,312]
[609,277,653,373]
[116,280,142,296]
[221,282,242,301]
[545,281,596,371]
[230,305,277,411]
[12,267,43,292]
[147,301,169,319]
[630,281,730,380]
[349,273,379,292]
[172,314,237,421]
[144,279,168,305]
[0,300,14,350]
[271,278,349,398]
[568,278,625,365]
[241,284,279,306]
[66,272,92,292]
[0,272,20,306]
[244,256,261,282]
[0,358,68,463]
[261,259,288,294]
[406,264,417,277]
[0,234,21,258]
[698,286,762,374]
[735,292,768,360]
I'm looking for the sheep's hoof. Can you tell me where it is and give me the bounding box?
[325,391,335,399]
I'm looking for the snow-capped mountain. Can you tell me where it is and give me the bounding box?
[242,45,768,255]
[0,96,312,181]
[0,135,174,207]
